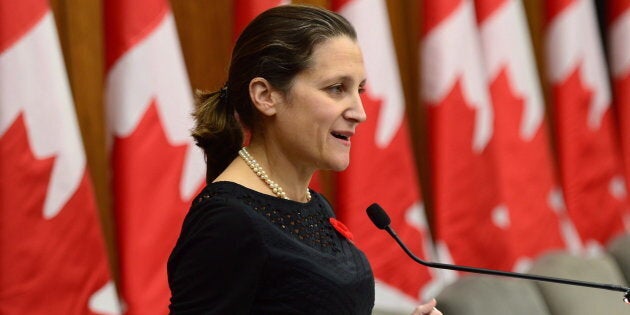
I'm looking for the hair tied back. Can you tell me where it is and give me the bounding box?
[219,85,228,105]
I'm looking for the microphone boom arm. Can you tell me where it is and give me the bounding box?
[366,202,630,303]
[385,226,630,295]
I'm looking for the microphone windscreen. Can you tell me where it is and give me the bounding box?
[366,203,391,229]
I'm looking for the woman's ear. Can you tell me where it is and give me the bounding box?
[249,77,280,116]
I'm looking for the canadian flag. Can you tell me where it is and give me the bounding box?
[421,0,509,272]
[545,0,630,247]
[0,0,120,314]
[333,0,439,312]
[104,0,205,313]
[609,1,630,222]
[474,0,577,267]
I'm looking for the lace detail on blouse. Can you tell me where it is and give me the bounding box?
[194,183,342,254]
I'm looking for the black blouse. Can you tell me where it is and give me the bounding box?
[167,181,375,314]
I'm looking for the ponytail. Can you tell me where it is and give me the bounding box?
[192,86,243,183]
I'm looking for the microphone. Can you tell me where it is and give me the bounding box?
[366,203,630,303]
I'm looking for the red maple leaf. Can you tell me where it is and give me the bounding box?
[336,90,432,299]
[552,65,627,243]
[428,78,511,270]
[112,99,201,315]
[0,114,111,314]
[490,67,566,258]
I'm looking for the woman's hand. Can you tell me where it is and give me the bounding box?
[410,298,442,315]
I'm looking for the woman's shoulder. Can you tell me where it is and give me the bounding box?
[193,181,247,203]
[173,182,264,252]
[184,182,253,225]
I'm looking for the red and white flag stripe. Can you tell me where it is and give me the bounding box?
[104,0,204,313]
[545,0,630,248]
[475,0,577,267]
[0,1,120,313]
[334,0,439,311]
[421,0,508,273]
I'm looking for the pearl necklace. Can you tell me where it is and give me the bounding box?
[238,147,311,202]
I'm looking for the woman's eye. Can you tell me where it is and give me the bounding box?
[358,86,366,94]
[328,84,344,94]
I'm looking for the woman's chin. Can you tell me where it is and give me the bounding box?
[327,159,350,172]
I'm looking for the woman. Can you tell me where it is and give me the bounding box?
[167,5,441,315]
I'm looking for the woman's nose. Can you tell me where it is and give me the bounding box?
[346,94,367,123]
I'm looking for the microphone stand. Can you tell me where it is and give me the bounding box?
[367,203,630,303]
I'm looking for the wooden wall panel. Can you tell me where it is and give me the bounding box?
[523,0,556,163]
[49,0,119,280]
[171,0,232,93]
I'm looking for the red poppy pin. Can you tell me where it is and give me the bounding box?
[329,217,354,241]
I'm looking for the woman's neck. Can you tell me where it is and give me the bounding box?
[236,142,313,202]
[214,144,314,202]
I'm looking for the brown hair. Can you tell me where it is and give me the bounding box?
[192,5,357,183]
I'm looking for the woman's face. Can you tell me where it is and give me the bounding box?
[272,35,367,172]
